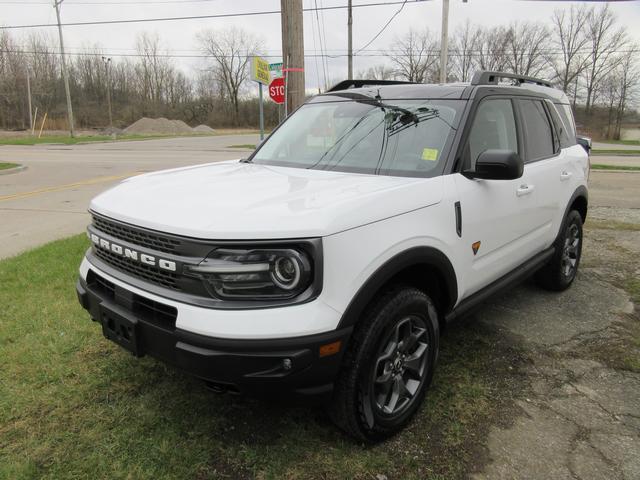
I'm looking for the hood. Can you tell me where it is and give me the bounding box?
[90,161,443,239]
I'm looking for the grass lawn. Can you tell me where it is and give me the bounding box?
[591,164,640,171]
[0,235,524,480]
[228,144,257,149]
[598,140,640,146]
[0,134,214,146]
[0,162,19,170]
[592,149,640,156]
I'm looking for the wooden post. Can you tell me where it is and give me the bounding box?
[281,0,305,114]
[38,112,48,139]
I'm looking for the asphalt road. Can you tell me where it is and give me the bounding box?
[0,135,258,259]
[1,135,638,259]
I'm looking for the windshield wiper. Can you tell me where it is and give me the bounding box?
[331,91,439,132]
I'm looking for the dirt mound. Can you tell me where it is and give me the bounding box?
[193,124,215,133]
[124,117,194,135]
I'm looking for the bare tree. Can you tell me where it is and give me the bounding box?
[607,50,639,139]
[583,4,627,114]
[135,32,175,105]
[450,21,480,82]
[547,4,591,100]
[504,21,549,77]
[356,64,395,80]
[198,26,262,117]
[386,29,438,83]
[475,26,509,73]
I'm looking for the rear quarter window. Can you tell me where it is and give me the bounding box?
[555,103,577,141]
[545,100,574,150]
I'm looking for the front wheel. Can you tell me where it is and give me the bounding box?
[329,287,439,442]
[536,210,583,291]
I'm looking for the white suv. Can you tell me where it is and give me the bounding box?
[77,71,589,441]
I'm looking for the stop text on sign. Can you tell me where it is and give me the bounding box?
[269,77,285,104]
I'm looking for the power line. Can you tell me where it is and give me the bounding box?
[318,0,331,87]
[0,1,423,30]
[356,0,408,54]
[312,0,329,89]
[2,0,223,4]
[6,48,639,59]
[308,0,323,92]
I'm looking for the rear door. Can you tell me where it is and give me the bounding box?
[453,96,541,296]
[513,98,563,251]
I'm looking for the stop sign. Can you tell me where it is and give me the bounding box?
[269,77,285,104]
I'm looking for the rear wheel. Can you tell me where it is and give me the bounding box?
[536,210,583,291]
[329,287,439,442]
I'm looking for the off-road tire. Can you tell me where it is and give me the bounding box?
[329,287,439,443]
[536,210,583,291]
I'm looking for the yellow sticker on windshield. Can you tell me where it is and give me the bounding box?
[421,148,439,161]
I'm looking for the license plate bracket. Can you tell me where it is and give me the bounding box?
[100,303,142,357]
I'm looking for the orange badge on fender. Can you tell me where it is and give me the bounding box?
[472,241,481,255]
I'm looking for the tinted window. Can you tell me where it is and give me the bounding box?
[519,99,554,161]
[466,98,518,169]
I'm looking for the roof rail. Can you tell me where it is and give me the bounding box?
[471,71,552,88]
[326,79,416,93]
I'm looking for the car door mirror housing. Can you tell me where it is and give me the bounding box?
[465,149,524,180]
[576,136,591,154]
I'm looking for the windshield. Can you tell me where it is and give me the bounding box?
[251,96,464,177]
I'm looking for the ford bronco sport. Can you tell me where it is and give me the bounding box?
[77,71,589,442]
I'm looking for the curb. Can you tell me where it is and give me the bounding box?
[0,165,27,176]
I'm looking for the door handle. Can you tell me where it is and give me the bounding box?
[560,171,573,181]
[516,184,535,197]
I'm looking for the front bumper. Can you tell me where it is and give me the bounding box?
[76,269,352,402]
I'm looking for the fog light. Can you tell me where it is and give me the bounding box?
[282,358,292,370]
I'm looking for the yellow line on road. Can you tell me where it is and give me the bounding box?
[0,172,140,202]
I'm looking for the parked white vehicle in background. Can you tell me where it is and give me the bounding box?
[77,71,589,442]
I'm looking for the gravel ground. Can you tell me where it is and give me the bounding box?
[471,209,640,480]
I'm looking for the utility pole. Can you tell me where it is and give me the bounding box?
[54,0,75,137]
[281,0,305,114]
[347,0,353,79]
[26,68,33,132]
[102,56,113,128]
[439,0,450,84]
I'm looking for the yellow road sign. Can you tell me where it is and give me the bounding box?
[251,56,271,85]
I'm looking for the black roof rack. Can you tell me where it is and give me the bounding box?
[471,71,552,88]
[326,79,416,93]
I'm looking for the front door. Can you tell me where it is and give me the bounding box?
[453,97,540,297]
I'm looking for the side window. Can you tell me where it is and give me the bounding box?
[465,98,518,169]
[519,99,554,161]
[545,100,572,150]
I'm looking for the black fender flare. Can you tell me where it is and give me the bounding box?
[556,185,588,240]
[336,246,458,329]
[565,185,588,220]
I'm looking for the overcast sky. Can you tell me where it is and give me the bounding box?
[3,0,640,91]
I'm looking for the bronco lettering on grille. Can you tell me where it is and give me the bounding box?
[90,233,177,272]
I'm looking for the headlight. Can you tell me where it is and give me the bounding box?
[186,248,312,300]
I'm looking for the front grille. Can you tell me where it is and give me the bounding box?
[94,247,179,290]
[92,214,181,254]
[87,269,177,330]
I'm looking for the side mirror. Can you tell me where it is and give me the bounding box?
[465,149,523,180]
[576,136,591,155]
